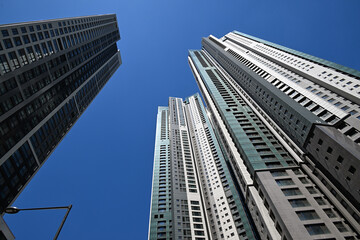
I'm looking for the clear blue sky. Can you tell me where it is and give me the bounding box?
[1,0,359,239]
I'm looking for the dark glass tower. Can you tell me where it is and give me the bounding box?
[188,32,360,239]
[0,14,121,214]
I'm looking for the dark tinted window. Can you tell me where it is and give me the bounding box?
[1,30,9,37]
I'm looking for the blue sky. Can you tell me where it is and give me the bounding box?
[1,0,359,239]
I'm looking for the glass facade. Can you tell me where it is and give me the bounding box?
[0,15,121,213]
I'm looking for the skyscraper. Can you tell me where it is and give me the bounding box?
[187,32,359,239]
[149,94,258,240]
[0,14,121,216]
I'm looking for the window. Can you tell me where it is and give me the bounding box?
[12,28,18,35]
[349,110,358,115]
[66,36,71,47]
[3,39,13,49]
[276,179,294,186]
[341,200,348,209]
[157,233,165,237]
[299,177,309,184]
[323,209,336,218]
[306,187,317,194]
[18,49,28,65]
[345,127,358,137]
[318,139,323,145]
[53,40,59,51]
[194,224,203,229]
[296,210,319,220]
[195,230,205,236]
[41,43,48,56]
[62,37,67,48]
[8,51,20,69]
[327,147,333,154]
[0,54,11,73]
[305,224,330,235]
[157,226,166,231]
[315,197,326,205]
[22,35,30,44]
[334,222,348,232]
[30,33,37,42]
[282,188,302,196]
[289,198,310,207]
[29,26,34,32]
[271,170,288,177]
[337,156,343,164]
[34,44,42,59]
[266,162,282,168]
[47,41,54,54]
[327,98,335,103]
[21,27,27,33]
[2,30,9,37]
[341,106,349,111]
[13,37,22,46]
[38,32,44,40]
[348,166,356,174]
[26,47,36,62]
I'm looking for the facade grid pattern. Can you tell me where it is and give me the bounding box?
[186,31,360,239]
[0,14,121,216]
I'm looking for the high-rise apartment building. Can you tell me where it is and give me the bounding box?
[187,31,360,239]
[149,94,258,240]
[0,14,121,217]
